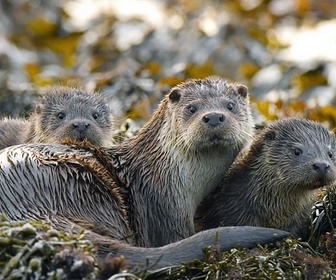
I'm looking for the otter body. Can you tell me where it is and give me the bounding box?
[0,77,288,269]
[113,77,254,246]
[0,87,114,149]
[0,143,288,269]
[196,118,336,238]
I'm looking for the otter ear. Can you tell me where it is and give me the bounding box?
[168,89,181,103]
[263,129,277,141]
[235,84,248,98]
[35,104,43,114]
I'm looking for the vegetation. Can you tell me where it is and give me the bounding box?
[0,188,335,279]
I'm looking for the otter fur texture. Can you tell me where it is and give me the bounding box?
[0,77,289,268]
[0,86,114,149]
[112,76,254,247]
[196,118,336,239]
[0,143,289,269]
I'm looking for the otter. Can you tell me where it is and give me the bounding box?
[0,77,254,246]
[195,118,336,239]
[0,77,289,269]
[0,143,289,269]
[0,87,114,149]
[112,76,254,247]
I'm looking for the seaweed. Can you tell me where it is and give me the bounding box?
[1,189,336,279]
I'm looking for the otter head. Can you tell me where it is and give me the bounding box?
[258,118,336,191]
[165,77,253,154]
[34,87,113,146]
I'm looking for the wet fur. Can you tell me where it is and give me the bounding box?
[196,118,336,238]
[0,77,290,268]
[111,77,254,246]
[0,144,288,269]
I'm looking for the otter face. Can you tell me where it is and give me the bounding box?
[36,88,113,146]
[167,77,253,153]
[261,118,336,190]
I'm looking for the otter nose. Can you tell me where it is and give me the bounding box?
[203,113,225,127]
[312,161,331,173]
[73,122,90,132]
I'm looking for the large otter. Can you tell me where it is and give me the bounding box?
[0,77,289,269]
[112,76,254,247]
[196,118,336,238]
[0,87,114,149]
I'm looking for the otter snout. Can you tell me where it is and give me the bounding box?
[202,113,225,127]
[312,161,331,173]
[72,122,91,132]
[310,160,335,189]
[69,121,97,143]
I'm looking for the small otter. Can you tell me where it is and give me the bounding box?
[0,77,287,269]
[0,87,114,149]
[196,118,336,238]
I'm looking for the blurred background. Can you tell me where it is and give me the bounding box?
[0,0,336,129]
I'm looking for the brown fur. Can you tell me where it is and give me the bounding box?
[0,87,114,149]
[196,118,336,239]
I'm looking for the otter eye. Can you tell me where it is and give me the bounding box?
[293,147,302,156]
[92,113,99,120]
[187,106,197,114]
[57,112,65,120]
[328,151,333,159]
[227,102,236,111]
